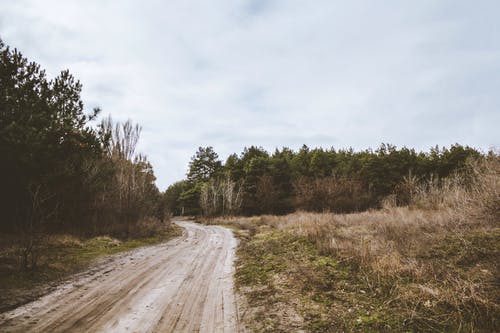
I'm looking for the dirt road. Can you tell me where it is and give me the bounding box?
[0,221,239,333]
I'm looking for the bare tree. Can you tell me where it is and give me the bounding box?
[200,175,242,216]
[200,179,220,216]
[99,116,158,236]
[19,184,56,270]
[220,174,243,215]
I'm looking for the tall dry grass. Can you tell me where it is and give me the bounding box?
[407,156,499,223]
[213,156,499,331]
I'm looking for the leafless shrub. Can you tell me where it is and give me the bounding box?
[18,184,57,270]
[255,175,280,213]
[463,156,500,225]
[293,176,368,212]
[409,156,499,227]
[96,117,164,237]
[128,217,167,238]
[393,171,420,206]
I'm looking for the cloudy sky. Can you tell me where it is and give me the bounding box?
[1,0,499,189]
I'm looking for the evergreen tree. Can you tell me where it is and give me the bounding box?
[187,146,222,183]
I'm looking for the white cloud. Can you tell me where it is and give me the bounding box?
[1,0,499,189]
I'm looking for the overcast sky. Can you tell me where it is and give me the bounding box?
[1,0,499,189]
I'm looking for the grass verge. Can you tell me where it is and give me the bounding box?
[206,212,499,332]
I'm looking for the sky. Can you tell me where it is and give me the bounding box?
[1,0,499,190]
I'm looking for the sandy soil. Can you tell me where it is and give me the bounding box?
[0,221,239,333]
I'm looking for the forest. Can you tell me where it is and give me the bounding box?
[1,36,492,265]
[0,39,166,269]
[166,143,488,216]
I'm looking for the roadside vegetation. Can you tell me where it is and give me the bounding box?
[0,39,173,305]
[0,224,181,312]
[205,157,499,332]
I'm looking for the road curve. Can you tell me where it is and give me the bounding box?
[0,221,239,333]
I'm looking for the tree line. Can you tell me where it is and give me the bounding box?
[166,143,488,216]
[0,37,491,248]
[0,39,166,267]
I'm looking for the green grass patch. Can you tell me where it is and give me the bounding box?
[234,229,406,332]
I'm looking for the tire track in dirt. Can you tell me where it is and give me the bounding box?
[0,221,239,333]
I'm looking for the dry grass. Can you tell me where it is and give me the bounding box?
[412,156,499,221]
[94,216,172,239]
[128,217,172,238]
[211,157,500,331]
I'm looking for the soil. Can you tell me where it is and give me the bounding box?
[0,221,239,332]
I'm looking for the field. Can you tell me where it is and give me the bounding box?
[206,158,500,332]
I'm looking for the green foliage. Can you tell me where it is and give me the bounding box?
[1,39,102,234]
[164,180,190,215]
[172,142,484,216]
[166,146,223,215]
[186,146,222,183]
[179,182,204,215]
[0,39,165,252]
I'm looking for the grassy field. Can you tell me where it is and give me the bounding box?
[213,212,498,332]
[0,224,181,312]
[206,159,499,332]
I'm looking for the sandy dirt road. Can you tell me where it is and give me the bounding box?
[0,221,239,333]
